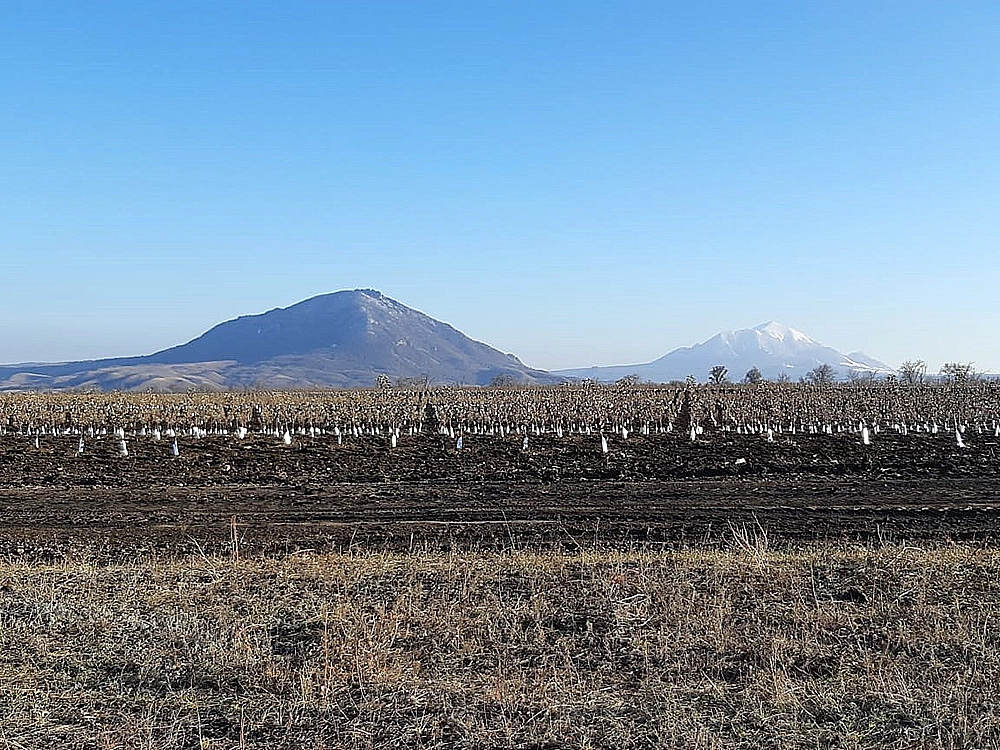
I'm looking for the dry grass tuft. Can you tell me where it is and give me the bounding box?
[0,544,998,748]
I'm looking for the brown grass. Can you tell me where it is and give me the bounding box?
[1,543,998,749]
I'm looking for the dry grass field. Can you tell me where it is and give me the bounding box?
[2,542,998,749]
[2,386,999,747]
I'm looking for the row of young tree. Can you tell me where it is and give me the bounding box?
[615,360,982,387]
[705,364,832,385]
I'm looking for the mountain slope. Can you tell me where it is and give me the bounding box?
[557,322,893,383]
[0,290,560,390]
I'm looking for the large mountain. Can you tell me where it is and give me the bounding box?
[556,322,894,383]
[0,290,560,391]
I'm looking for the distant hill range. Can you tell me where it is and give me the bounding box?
[556,322,894,383]
[0,290,560,391]
[0,299,896,391]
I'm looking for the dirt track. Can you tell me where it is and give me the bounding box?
[2,430,998,556]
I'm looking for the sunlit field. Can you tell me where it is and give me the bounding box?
[2,385,999,747]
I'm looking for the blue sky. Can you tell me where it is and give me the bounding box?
[2,1,998,371]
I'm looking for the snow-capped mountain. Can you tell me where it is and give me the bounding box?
[556,322,894,383]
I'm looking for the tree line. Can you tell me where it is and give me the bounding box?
[615,360,983,387]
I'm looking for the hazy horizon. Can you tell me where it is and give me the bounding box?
[2,2,998,372]
[0,288,986,375]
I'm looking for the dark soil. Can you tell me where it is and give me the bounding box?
[1,429,998,557]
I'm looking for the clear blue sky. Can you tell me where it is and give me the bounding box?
[2,1,998,371]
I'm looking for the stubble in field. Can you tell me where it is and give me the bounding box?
[1,544,997,749]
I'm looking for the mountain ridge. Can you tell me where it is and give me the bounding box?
[556,321,894,383]
[0,290,560,391]
[0,300,896,391]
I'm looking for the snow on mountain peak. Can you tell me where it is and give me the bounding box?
[752,321,814,344]
[555,320,894,382]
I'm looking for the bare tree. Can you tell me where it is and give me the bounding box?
[899,360,926,386]
[395,374,430,389]
[708,365,729,385]
[489,373,521,387]
[803,363,836,385]
[744,367,764,385]
[940,362,976,385]
[615,373,645,387]
[847,369,877,385]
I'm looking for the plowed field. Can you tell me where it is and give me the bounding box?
[2,429,998,557]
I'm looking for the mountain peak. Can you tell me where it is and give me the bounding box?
[0,290,562,390]
[557,321,892,383]
[751,321,814,343]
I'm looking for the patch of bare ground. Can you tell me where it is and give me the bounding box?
[1,543,998,749]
